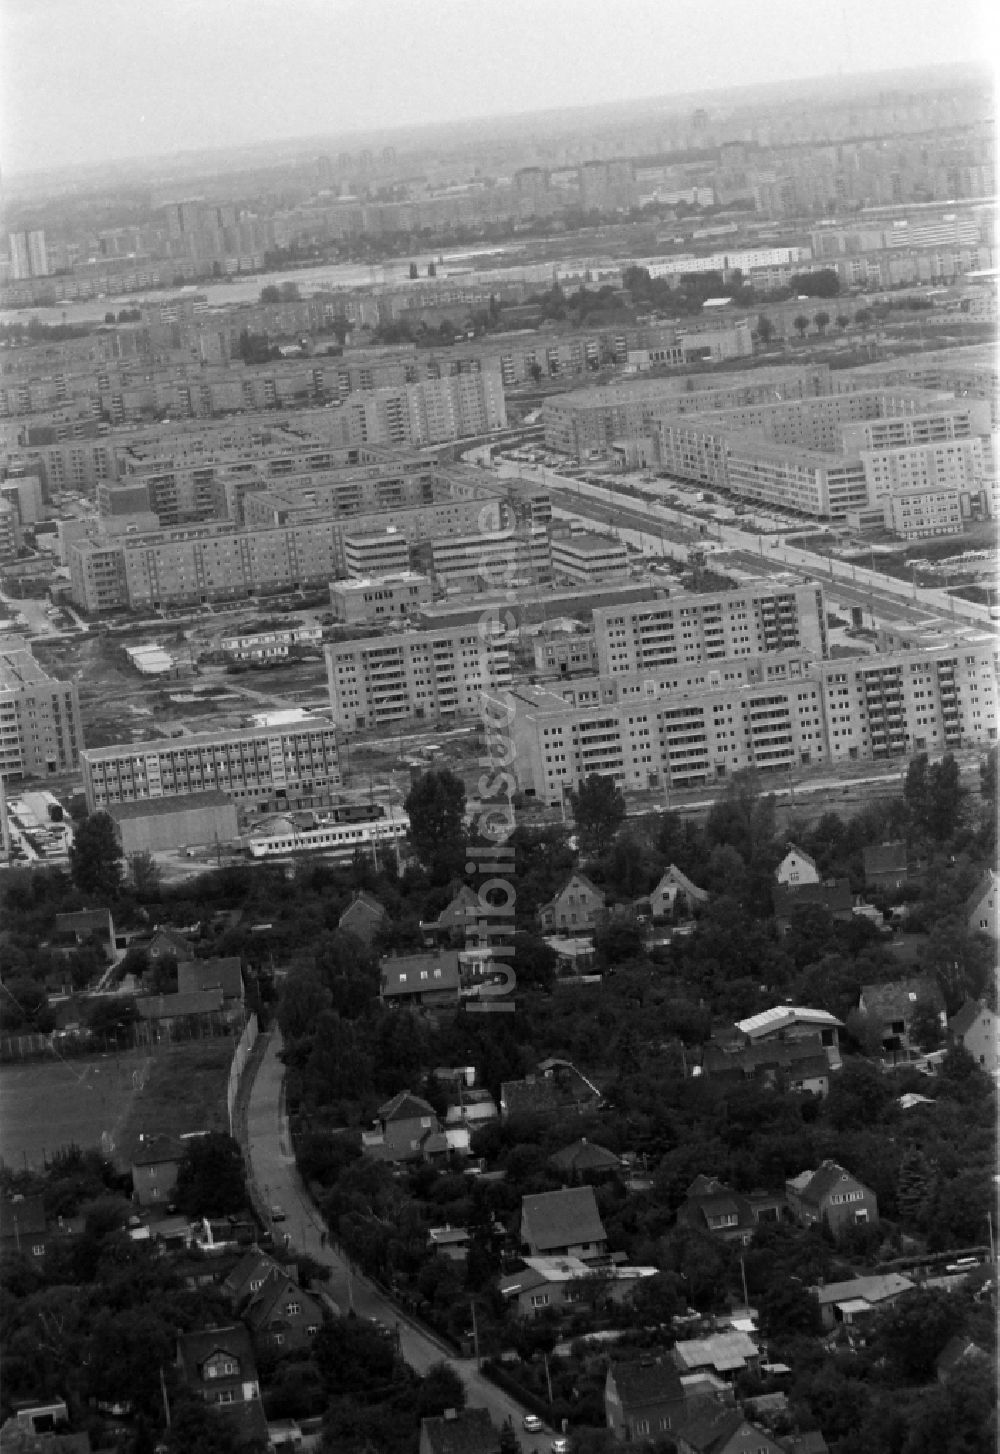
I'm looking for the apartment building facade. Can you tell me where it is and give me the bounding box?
[80,719,341,813]
[508,639,997,802]
[550,531,631,584]
[330,572,434,624]
[325,626,513,731]
[0,640,82,781]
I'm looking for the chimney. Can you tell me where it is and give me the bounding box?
[443,1408,458,1421]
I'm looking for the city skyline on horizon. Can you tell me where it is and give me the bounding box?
[0,0,994,179]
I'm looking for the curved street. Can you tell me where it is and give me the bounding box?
[244,1030,554,1450]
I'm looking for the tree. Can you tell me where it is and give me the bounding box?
[415,1361,465,1418]
[814,310,831,334]
[528,361,543,383]
[836,313,851,331]
[404,769,467,883]
[793,314,810,339]
[85,995,138,1039]
[568,774,626,857]
[905,753,966,841]
[260,285,280,304]
[755,315,774,347]
[174,1132,246,1217]
[408,262,418,279]
[70,812,123,898]
[128,850,161,897]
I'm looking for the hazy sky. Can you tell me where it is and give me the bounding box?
[0,0,993,175]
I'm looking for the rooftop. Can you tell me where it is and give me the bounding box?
[107,789,234,821]
[735,1006,843,1038]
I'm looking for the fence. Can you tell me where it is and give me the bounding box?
[227,1013,259,1135]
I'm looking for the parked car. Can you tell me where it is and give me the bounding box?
[523,1414,544,1433]
[269,1203,286,1222]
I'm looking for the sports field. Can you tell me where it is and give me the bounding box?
[0,1038,232,1172]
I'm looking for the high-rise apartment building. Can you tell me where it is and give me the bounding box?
[8,229,48,280]
[0,639,82,781]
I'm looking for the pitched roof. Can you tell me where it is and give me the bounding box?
[674,1404,750,1453]
[542,871,606,913]
[420,884,480,931]
[862,841,908,876]
[780,843,816,869]
[0,1195,46,1239]
[221,1249,290,1305]
[950,998,992,1038]
[136,988,223,1019]
[177,956,243,1001]
[148,926,195,958]
[966,868,997,915]
[860,974,944,1022]
[653,864,709,903]
[54,908,114,937]
[549,1138,622,1175]
[420,1407,497,1454]
[811,1273,914,1306]
[789,1160,872,1207]
[672,1332,758,1374]
[377,1089,438,1123]
[701,1039,832,1079]
[176,1323,257,1385]
[735,1006,843,1039]
[773,879,853,919]
[609,1355,684,1409]
[339,891,388,933]
[131,1135,184,1168]
[380,951,460,997]
[520,1185,606,1252]
[243,1272,323,1333]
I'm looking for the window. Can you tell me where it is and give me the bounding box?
[530,1293,549,1307]
[286,1302,300,1315]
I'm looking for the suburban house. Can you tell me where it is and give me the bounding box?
[605,1357,732,1443]
[966,869,997,939]
[734,1006,843,1070]
[443,1076,498,1132]
[0,1195,48,1260]
[675,1407,786,1454]
[699,1039,833,1097]
[810,1273,914,1331]
[786,1161,878,1237]
[538,872,606,933]
[862,841,909,891]
[379,951,460,1008]
[131,1135,184,1207]
[519,1185,608,1259]
[949,999,1000,1072]
[500,1058,603,1123]
[775,845,819,887]
[242,1269,324,1353]
[672,1332,760,1381]
[935,1335,991,1382]
[361,1090,443,1163]
[857,975,946,1059]
[50,908,116,962]
[772,879,853,934]
[177,956,245,1014]
[136,988,225,1036]
[549,1137,623,1183]
[147,926,195,964]
[427,1225,470,1262]
[676,1176,784,1246]
[338,891,389,946]
[175,1323,268,1446]
[419,885,482,947]
[419,1407,497,1454]
[500,1255,656,1320]
[222,1250,292,1308]
[649,865,710,921]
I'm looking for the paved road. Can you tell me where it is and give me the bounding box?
[244,1031,555,1450]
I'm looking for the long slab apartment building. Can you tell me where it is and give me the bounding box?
[80,719,341,814]
[505,582,998,800]
[0,638,82,781]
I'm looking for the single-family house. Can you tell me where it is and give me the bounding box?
[427,1226,470,1262]
[605,1357,732,1444]
[147,926,195,964]
[862,841,909,891]
[136,988,224,1036]
[734,1006,843,1070]
[935,1335,990,1382]
[175,1323,268,1447]
[338,891,389,946]
[675,1407,785,1454]
[772,879,854,934]
[419,885,482,947]
[672,1332,760,1381]
[966,869,997,939]
[786,1161,878,1237]
[379,952,460,1008]
[650,865,710,921]
[948,999,1000,1073]
[50,908,116,963]
[676,1176,784,1246]
[775,845,819,887]
[177,956,244,1013]
[538,872,606,933]
[500,1058,603,1123]
[699,1039,833,1097]
[242,1269,324,1353]
[0,1195,48,1260]
[519,1185,607,1260]
[419,1407,497,1454]
[131,1135,184,1207]
[811,1273,914,1331]
[857,975,946,1058]
[500,1255,656,1320]
[222,1249,292,1309]
[549,1138,623,1183]
[361,1090,442,1163]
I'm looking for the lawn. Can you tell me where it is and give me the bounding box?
[0,1037,233,1173]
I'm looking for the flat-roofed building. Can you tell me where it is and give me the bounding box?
[330,571,433,624]
[80,719,340,813]
[424,526,552,590]
[107,789,240,854]
[0,638,82,781]
[551,530,630,584]
[343,529,411,577]
[883,485,965,539]
[325,625,513,731]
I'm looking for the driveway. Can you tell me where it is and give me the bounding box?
[244,1031,556,1450]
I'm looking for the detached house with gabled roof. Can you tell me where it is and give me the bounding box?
[338,890,389,946]
[130,1135,184,1207]
[858,975,945,1059]
[949,998,999,1072]
[519,1185,607,1260]
[175,1323,268,1448]
[539,872,606,933]
[177,956,244,1014]
[650,865,710,921]
[605,1355,732,1443]
[362,1090,442,1163]
[775,845,819,887]
[419,884,482,947]
[379,951,460,1008]
[242,1268,325,1353]
[862,841,909,891]
[677,1175,784,1246]
[786,1160,877,1237]
[966,869,997,939]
